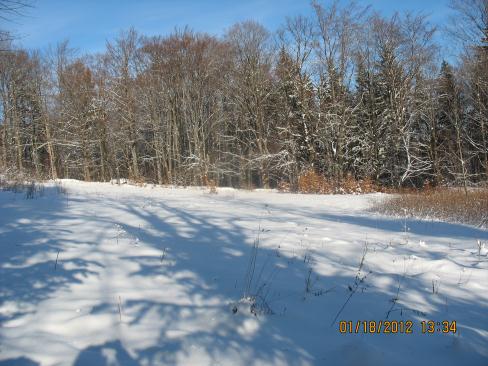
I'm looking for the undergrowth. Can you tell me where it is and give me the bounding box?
[374,188,488,228]
[284,169,379,194]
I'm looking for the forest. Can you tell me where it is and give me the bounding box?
[0,0,487,191]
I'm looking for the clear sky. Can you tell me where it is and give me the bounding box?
[2,0,452,54]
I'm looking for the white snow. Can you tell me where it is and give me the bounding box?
[0,180,487,365]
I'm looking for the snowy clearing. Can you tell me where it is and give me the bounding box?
[1,180,487,366]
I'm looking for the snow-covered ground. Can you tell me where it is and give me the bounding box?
[0,180,487,366]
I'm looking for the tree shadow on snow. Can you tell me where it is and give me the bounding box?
[0,356,39,366]
[72,194,488,365]
[73,340,138,366]
[0,187,104,323]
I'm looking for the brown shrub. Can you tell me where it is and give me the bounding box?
[130,176,146,187]
[298,169,332,194]
[278,180,291,193]
[342,174,378,194]
[375,188,488,228]
[361,177,378,193]
[202,174,217,194]
[208,179,217,194]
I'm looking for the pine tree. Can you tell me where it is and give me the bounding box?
[352,58,387,182]
[437,61,469,193]
[375,44,406,185]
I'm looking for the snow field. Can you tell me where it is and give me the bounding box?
[0,180,487,365]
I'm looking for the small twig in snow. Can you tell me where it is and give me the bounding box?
[160,248,167,264]
[54,250,60,271]
[330,242,369,326]
[118,296,123,322]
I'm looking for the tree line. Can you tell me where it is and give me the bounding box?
[0,0,487,190]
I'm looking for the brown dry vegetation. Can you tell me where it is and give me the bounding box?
[296,169,379,194]
[375,188,488,228]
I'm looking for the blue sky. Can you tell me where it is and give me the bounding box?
[2,0,452,54]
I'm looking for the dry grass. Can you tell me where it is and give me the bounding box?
[375,188,488,228]
[130,176,147,187]
[0,168,42,197]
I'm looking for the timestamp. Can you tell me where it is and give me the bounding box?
[338,320,457,334]
[421,320,457,334]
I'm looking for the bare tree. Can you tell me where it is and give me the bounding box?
[0,0,33,43]
[106,28,142,180]
[225,21,275,188]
